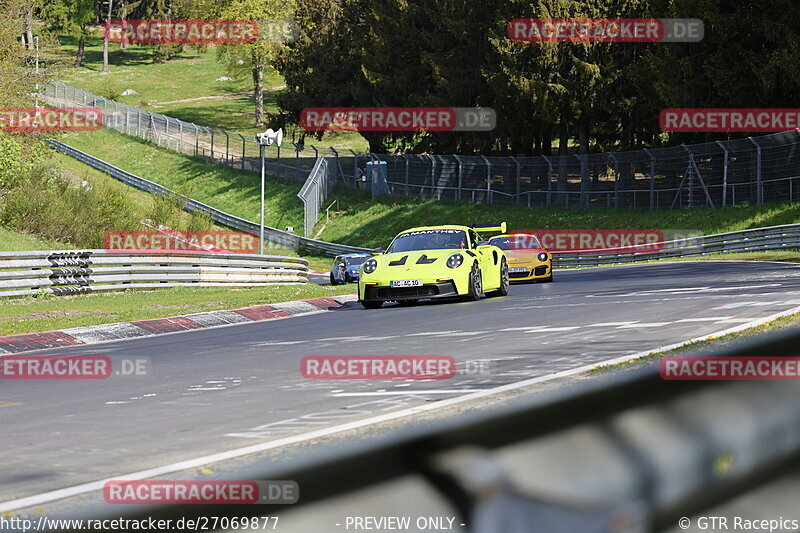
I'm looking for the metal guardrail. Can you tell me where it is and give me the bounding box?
[552,223,800,268]
[46,140,371,257]
[66,329,800,532]
[298,158,330,238]
[0,250,309,298]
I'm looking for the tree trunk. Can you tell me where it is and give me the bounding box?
[103,0,114,72]
[76,35,85,67]
[252,56,265,127]
[23,7,34,50]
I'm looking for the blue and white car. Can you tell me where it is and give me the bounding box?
[330,253,373,285]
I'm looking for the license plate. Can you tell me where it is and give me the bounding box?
[390,279,422,287]
[509,267,527,273]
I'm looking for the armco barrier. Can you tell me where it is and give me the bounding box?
[46,139,371,257]
[0,250,309,298]
[552,223,800,268]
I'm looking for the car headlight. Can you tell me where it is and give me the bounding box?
[446,253,464,269]
[538,252,548,261]
[363,259,378,274]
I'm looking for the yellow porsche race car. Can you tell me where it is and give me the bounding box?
[358,223,510,309]
[488,233,553,283]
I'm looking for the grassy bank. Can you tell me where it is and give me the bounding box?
[58,129,800,251]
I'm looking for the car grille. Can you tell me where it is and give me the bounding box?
[370,286,439,299]
[509,270,529,279]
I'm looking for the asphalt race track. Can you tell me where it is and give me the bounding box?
[2,261,800,508]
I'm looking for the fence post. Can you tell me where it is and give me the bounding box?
[178,121,184,153]
[542,155,553,208]
[240,134,247,170]
[747,137,763,204]
[453,155,463,202]
[210,129,215,160]
[715,141,729,208]
[403,155,410,196]
[427,154,436,200]
[577,154,588,209]
[512,157,521,207]
[608,153,619,208]
[223,131,230,165]
[643,148,655,210]
[481,155,492,204]
[329,147,338,186]
[193,124,199,156]
[136,109,141,138]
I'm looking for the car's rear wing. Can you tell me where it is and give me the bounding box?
[472,222,507,233]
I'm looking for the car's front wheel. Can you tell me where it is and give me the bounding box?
[465,262,482,301]
[488,258,509,297]
[361,300,383,309]
[329,273,338,285]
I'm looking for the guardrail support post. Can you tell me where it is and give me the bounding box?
[608,154,619,208]
[512,156,521,207]
[481,155,491,204]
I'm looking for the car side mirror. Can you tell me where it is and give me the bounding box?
[477,240,490,247]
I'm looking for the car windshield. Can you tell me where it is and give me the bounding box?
[388,229,468,253]
[490,235,540,251]
[345,255,370,266]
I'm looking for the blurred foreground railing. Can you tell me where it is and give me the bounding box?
[62,329,800,532]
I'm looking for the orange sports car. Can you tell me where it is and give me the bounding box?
[488,233,553,282]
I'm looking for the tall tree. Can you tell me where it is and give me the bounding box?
[216,0,297,127]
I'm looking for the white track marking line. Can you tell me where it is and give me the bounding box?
[675,317,734,323]
[332,390,486,397]
[713,317,770,323]
[406,331,462,336]
[3,304,800,513]
[585,322,639,327]
[616,322,672,328]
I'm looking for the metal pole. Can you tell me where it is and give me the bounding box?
[453,155,463,202]
[178,121,183,153]
[34,36,39,107]
[643,148,655,211]
[240,134,246,170]
[608,154,619,208]
[512,157,521,207]
[481,155,491,204]
[747,137,763,204]
[715,141,729,208]
[260,144,265,255]
[193,124,199,156]
[542,156,553,208]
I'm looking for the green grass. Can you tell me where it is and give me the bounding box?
[55,33,370,151]
[0,284,355,337]
[320,196,800,249]
[59,129,307,233]
[0,228,70,252]
[54,128,800,253]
